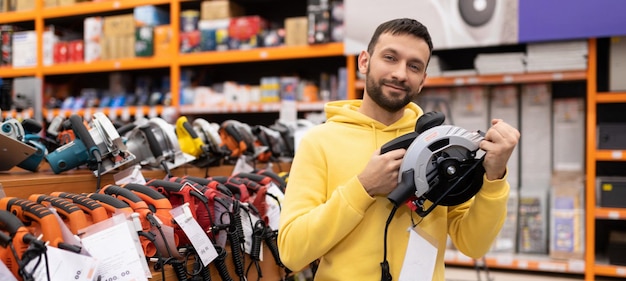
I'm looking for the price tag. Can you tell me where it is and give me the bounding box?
[25,245,98,281]
[121,107,131,122]
[240,206,262,256]
[80,216,149,281]
[171,204,218,267]
[148,107,158,119]
[84,108,93,122]
[612,150,623,159]
[265,183,284,231]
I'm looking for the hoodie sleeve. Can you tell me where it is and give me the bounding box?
[277,133,376,271]
[446,172,511,258]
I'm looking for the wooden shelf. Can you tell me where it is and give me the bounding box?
[354,70,587,90]
[41,0,172,19]
[444,250,585,275]
[178,42,345,66]
[180,101,326,114]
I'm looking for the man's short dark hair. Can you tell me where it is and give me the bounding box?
[366,18,434,56]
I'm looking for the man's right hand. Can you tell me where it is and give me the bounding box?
[358,148,406,197]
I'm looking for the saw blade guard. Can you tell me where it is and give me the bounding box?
[399,125,484,202]
[149,117,196,169]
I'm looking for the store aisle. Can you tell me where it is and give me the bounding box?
[445,266,584,281]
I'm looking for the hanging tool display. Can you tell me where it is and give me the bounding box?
[45,113,136,177]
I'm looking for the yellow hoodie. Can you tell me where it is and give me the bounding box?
[278,100,509,281]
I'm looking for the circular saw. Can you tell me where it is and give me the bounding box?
[383,112,486,217]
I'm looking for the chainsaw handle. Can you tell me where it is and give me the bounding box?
[139,124,164,158]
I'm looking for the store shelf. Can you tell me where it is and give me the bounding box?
[354,70,587,90]
[42,57,172,75]
[0,10,36,24]
[180,101,326,114]
[178,42,345,66]
[43,105,167,120]
[595,92,626,103]
[0,66,37,78]
[595,150,626,161]
[444,250,585,274]
[593,264,626,278]
[41,0,171,19]
[595,207,626,220]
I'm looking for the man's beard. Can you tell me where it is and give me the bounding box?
[365,76,415,113]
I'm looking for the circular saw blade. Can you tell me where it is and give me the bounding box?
[399,125,484,203]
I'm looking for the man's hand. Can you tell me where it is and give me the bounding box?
[358,148,406,197]
[479,119,520,181]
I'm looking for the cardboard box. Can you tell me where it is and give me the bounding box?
[15,0,34,11]
[228,15,266,49]
[53,41,68,64]
[518,188,549,254]
[199,19,229,51]
[180,31,201,53]
[11,31,37,67]
[201,0,244,20]
[44,0,57,7]
[552,98,585,171]
[284,17,308,46]
[154,25,173,57]
[520,83,552,188]
[68,40,84,62]
[549,171,585,260]
[597,177,626,208]
[307,0,331,44]
[135,26,154,57]
[103,14,136,36]
[134,5,170,27]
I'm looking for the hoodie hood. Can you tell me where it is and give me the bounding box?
[324,100,423,132]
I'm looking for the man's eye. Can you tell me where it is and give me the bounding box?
[383,55,396,61]
[409,64,421,72]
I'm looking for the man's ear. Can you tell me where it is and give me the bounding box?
[357,50,369,74]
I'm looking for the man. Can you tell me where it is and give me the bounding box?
[278,18,520,281]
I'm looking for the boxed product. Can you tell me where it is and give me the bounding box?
[549,171,585,260]
[199,19,230,51]
[180,30,201,53]
[53,41,68,64]
[517,188,549,254]
[307,0,331,44]
[520,83,552,188]
[596,177,626,208]
[330,0,344,42]
[1,25,17,66]
[490,189,518,254]
[84,17,103,62]
[181,10,200,32]
[449,86,489,131]
[228,15,267,50]
[68,40,84,62]
[154,25,173,57]
[284,17,308,46]
[201,0,245,20]
[134,5,170,27]
[135,26,154,57]
[608,231,626,266]
[415,87,453,125]
[552,98,585,171]
[103,14,136,36]
[12,31,37,67]
[14,0,34,11]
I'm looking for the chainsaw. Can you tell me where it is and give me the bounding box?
[382,111,486,217]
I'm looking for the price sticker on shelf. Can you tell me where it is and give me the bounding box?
[121,107,131,122]
[611,150,623,159]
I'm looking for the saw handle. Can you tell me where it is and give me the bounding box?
[380,132,418,154]
[0,209,25,236]
[146,179,185,192]
[69,115,98,156]
[415,111,445,134]
[387,169,416,207]
[139,124,164,158]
